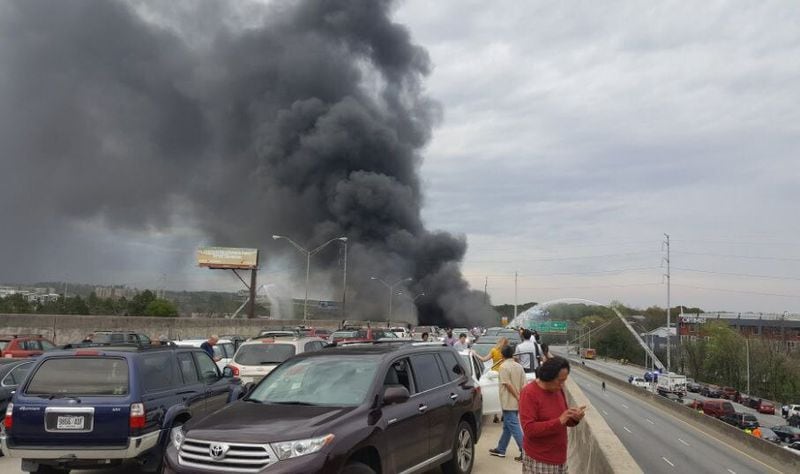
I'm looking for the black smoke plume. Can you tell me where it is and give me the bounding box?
[0,0,496,326]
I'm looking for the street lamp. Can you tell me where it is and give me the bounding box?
[413,292,426,302]
[273,235,347,324]
[370,276,412,321]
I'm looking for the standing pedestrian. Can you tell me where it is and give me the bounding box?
[515,329,542,374]
[421,332,429,342]
[489,345,527,461]
[200,335,221,362]
[453,333,470,351]
[602,381,606,392]
[477,337,510,371]
[444,329,456,346]
[520,356,585,474]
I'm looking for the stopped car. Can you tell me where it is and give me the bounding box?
[483,327,504,337]
[469,342,496,358]
[459,350,534,416]
[174,338,236,371]
[292,327,333,341]
[84,331,152,346]
[390,327,410,338]
[1,345,244,473]
[772,425,800,443]
[702,400,735,418]
[163,342,482,474]
[411,326,436,339]
[0,359,35,413]
[759,427,781,444]
[750,399,776,415]
[721,412,759,430]
[329,328,398,344]
[721,386,738,400]
[701,384,723,398]
[0,335,57,358]
[226,336,326,385]
[686,380,702,393]
[630,377,648,388]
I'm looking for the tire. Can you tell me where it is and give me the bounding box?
[340,461,376,474]
[441,420,474,474]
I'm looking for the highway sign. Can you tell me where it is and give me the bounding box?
[526,320,568,334]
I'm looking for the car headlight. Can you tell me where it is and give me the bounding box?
[170,425,185,450]
[271,434,334,461]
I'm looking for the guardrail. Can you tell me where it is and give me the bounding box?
[575,363,800,472]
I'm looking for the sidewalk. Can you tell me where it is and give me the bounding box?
[425,417,523,473]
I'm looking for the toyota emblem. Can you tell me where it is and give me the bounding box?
[209,443,229,461]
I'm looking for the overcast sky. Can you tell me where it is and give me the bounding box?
[5,1,800,314]
[396,0,800,313]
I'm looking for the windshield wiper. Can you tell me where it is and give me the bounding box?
[270,401,317,406]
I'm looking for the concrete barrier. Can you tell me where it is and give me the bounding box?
[575,363,800,472]
[563,377,643,473]
[0,313,385,344]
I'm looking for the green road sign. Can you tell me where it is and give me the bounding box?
[526,320,568,334]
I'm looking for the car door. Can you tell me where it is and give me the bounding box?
[139,352,182,432]
[194,351,229,414]
[409,353,449,460]
[432,351,471,455]
[175,351,207,418]
[479,358,502,416]
[380,357,428,472]
[0,361,34,411]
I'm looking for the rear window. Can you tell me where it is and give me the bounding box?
[0,341,8,351]
[26,357,129,396]
[235,344,296,365]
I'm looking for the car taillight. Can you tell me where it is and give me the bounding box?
[130,403,146,430]
[4,403,13,430]
[229,365,240,377]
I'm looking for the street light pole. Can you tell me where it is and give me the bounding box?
[746,337,750,395]
[273,235,347,324]
[370,276,412,320]
[341,239,348,318]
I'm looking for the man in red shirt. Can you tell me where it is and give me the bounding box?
[519,356,585,473]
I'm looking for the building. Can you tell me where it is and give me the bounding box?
[679,312,800,352]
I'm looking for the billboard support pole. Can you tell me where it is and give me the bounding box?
[248,268,257,319]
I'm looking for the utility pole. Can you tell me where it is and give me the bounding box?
[663,233,671,373]
[513,271,518,320]
[745,337,750,395]
[341,239,348,318]
[484,276,488,304]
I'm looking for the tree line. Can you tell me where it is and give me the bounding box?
[0,290,178,317]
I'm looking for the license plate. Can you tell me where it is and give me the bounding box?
[56,415,85,430]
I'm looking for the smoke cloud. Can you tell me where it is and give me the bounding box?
[0,0,496,326]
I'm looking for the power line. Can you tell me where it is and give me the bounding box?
[672,283,800,299]
[672,250,800,263]
[672,267,800,282]
[463,266,660,278]
[671,239,800,247]
[467,250,659,264]
[516,282,662,291]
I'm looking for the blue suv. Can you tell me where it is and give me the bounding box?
[1,344,244,473]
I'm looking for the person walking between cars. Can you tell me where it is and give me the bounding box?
[520,356,586,474]
[453,333,470,351]
[201,335,221,362]
[444,329,456,346]
[516,329,542,374]
[489,345,527,462]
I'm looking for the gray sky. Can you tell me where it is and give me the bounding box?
[4,0,800,314]
[397,0,800,313]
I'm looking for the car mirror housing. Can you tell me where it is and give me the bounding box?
[222,366,235,378]
[383,386,410,405]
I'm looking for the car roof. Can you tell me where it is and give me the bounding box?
[299,341,450,358]
[175,339,233,344]
[240,337,322,346]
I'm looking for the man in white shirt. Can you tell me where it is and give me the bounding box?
[453,333,469,351]
[515,329,541,373]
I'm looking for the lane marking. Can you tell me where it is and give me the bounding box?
[678,438,689,447]
[646,418,655,425]
[662,457,675,467]
[621,404,629,409]
[623,426,632,433]
[570,369,783,473]
[727,470,737,474]
[601,409,608,416]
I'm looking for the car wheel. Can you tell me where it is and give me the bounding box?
[442,420,474,474]
[339,461,376,474]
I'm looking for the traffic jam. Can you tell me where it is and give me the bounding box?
[0,326,527,474]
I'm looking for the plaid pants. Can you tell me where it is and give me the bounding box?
[522,454,568,474]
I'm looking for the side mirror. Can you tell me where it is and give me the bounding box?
[383,386,410,406]
[222,366,234,378]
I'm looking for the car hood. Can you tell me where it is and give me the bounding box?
[185,401,356,443]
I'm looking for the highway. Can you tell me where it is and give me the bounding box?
[570,367,778,474]
[559,350,786,429]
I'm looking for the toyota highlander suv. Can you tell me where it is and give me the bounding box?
[163,342,482,474]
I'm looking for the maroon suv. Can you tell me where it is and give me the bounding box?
[163,342,482,474]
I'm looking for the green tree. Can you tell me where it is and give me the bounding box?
[127,290,157,316]
[0,294,33,313]
[144,298,178,317]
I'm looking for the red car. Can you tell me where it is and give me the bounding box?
[757,401,776,415]
[0,334,57,358]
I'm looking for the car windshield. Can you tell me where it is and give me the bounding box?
[26,357,129,396]
[235,343,296,365]
[0,341,7,351]
[471,343,494,357]
[248,356,379,406]
[331,331,361,341]
[372,330,398,339]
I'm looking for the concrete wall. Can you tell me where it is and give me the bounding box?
[563,377,643,473]
[0,313,387,344]
[576,363,800,472]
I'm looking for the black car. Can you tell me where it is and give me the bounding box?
[164,342,482,474]
[701,385,722,398]
[2,345,245,473]
[721,412,759,430]
[0,359,35,414]
[772,425,800,443]
[686,381,702,393]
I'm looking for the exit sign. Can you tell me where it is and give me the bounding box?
[527,320,568,334]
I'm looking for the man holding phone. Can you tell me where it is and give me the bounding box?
[519,356,585,473]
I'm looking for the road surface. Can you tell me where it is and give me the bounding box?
[570,365,779,474]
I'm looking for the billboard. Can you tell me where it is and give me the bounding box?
[197,247,259,270]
